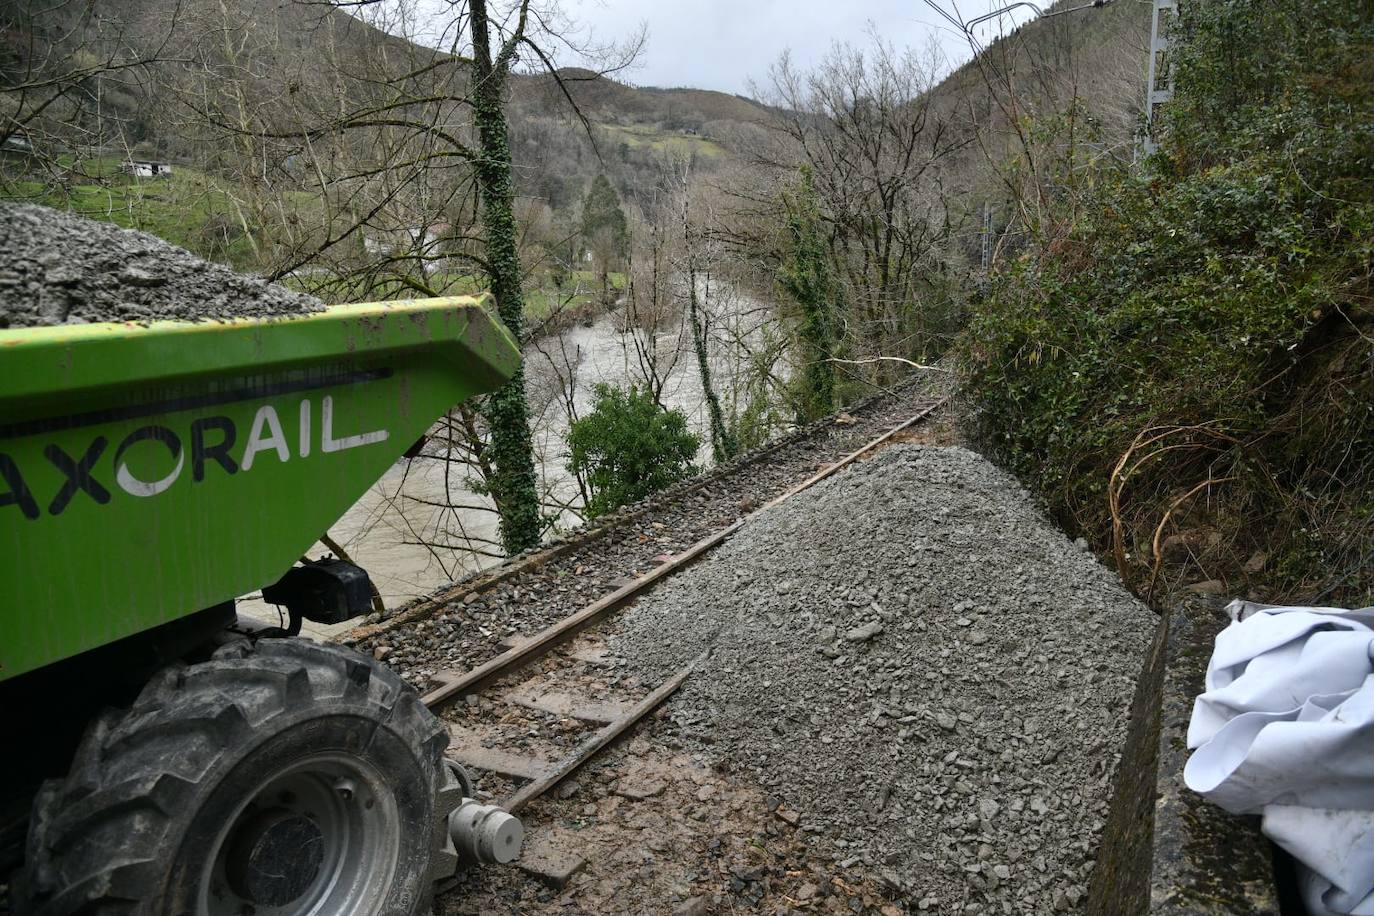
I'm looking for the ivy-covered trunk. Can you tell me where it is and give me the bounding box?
[470,0,541,555]
[687,269,737,463]
[779,168,837,421]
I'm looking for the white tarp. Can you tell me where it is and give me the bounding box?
[1186,600,1374,915]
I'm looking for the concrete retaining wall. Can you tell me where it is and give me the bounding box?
[1088,597,1282,914]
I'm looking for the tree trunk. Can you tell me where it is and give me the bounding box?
[470,0,541,555]
[687,269,736,463]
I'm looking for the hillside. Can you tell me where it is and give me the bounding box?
[503,67,763,213]
[514,67,770,128]
[934,0,1151,136]
[1,0,780,321]
[1,1,763,201]
[964,0,1373,607]
[921,0,1153,247]
[2,0,1151,276]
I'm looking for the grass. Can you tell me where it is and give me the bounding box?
[598,124,726,158]
[525,270,627,323]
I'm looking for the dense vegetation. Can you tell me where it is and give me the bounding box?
[966,0,1373,604]
[566,384,700,519]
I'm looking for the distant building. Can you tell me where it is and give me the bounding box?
[1,133,33,154]
[361,222,452,274]
[0,134,37,178]
[415,222,449,249]
[121,160,174,178]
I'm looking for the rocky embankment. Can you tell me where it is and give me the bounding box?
[351,376,954,687]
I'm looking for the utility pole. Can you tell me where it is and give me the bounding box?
[1141,0,1177,154]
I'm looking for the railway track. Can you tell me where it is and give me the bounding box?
[421,397,948,902]
[349,373,954,690]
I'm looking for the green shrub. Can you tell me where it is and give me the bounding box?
[964,0,1373,604]
[567,384,701,519]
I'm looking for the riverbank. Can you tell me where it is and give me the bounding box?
[263,280,781,630]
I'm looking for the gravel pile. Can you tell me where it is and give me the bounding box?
[0,201,323,328]
[613,445,1156,914]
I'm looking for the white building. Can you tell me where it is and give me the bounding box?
[121,160,174,178]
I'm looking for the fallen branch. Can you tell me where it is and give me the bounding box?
[824,356,951,373]
[1108,421,1239,590]
[1146,476,1238,603]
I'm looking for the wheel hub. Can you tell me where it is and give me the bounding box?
[202,755,401,916]
[224,809,326,906]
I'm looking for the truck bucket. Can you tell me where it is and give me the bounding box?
[0,297,519,682]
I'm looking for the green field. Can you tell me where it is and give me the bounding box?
[598,124,726,158]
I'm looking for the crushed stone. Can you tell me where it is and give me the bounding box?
[0,201,323,328]
[612,445,1157,913]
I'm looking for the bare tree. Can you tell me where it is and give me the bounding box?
[739,35,969,390]
[920,0,1149,259]
[1,1,184,194]
[168,0,639,556]
[617,190,687,407]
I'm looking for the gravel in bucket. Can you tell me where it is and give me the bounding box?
[0,201,323,328]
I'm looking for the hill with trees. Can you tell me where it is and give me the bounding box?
[963,0,1372,606]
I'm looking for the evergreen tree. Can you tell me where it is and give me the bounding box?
[580,174,628,306]
[567,384,700,519]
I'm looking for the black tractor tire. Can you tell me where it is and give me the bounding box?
[16,637,453,916]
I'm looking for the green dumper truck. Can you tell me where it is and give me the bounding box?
[2,297,524,914]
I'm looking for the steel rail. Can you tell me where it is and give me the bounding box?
[346,376,932,648]
[499,664,695,815]
[421,395,948,713]
[427,396,948,822]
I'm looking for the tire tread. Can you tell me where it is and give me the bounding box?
[18,638,443,916]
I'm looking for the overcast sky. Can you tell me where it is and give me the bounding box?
[550,1,1042,96]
